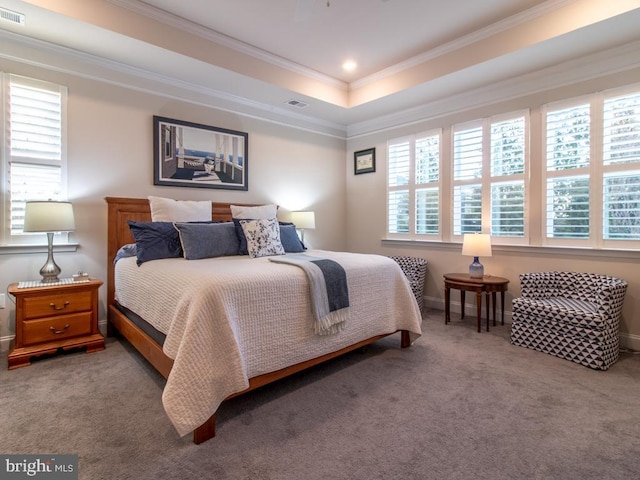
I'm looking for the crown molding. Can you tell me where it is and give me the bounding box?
[351,0,575,89]
[347,39,640,138]
[0,29,347,139]
[106,0,348,91]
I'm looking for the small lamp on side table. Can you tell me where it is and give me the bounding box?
[462,233,492,279]
[290,211,315,243]
[23,200,76,283]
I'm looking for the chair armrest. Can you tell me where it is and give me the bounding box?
[595,282,628,319]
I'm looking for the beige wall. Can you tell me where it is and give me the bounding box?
[346,68,640,350]
[0,58,346,347]
[2,45,640,353]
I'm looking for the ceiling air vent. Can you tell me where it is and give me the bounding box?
[0,8,25,26]
[285,99,309,109]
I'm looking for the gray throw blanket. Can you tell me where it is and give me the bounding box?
[269,254,349,335]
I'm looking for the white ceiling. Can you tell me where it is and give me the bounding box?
[1,0,640,135]
[137,0,546,82]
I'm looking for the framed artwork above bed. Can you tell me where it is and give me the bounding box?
[153,116,249,190]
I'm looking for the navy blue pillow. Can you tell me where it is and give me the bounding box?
[233,218,249,255]
[279,223,306,252]
[114,243,137,264]
[174,222,240,259]
[128,221,183,265]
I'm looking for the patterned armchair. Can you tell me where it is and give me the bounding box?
[510,272,627,370]
[388,256,428,315]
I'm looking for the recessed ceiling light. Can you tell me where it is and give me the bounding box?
[342,60,357,72]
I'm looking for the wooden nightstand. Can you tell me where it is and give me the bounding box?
[7,279,104,369]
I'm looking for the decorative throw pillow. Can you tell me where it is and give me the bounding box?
[230,203,277,220]
[174,222,240,260]
[279,223,306,253]
[239,218,285,258]
[149,195,211,222]
[128,221,183,265]
[231,203,279,255]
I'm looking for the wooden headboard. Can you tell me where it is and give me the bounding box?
[105,196,254,307]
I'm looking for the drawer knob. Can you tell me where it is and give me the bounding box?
[49,324,70,335]
[49,301,70,311]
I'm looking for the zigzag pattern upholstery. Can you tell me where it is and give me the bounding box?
[388,256,428,315]
[510,271,627,370]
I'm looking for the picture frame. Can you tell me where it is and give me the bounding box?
[354,147,376,175]
[153,115,248,190]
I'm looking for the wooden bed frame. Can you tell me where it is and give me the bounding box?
[106,196,410,444]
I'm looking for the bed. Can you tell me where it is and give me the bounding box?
[106,196,422,444]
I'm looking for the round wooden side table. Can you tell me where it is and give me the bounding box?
[444,273,509,332]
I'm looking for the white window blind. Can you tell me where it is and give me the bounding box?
[545,104,590,171]
[603,173,640,240]
[490,117,526,238]
[452,123,482,235]
[544,102,591,241]
[452,115,527,238]
[388,141,410,234]
[415,134,440,235]
[603,91,640,166]
[3,74,67,242]
[387,131,441,237]
[602,91,640,242]
[453,184,482,234]
[453,126,482,181]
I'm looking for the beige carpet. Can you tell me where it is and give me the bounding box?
[1,312,639,480]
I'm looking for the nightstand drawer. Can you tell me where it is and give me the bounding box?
[23,312,93,345]
[23,291,93,319]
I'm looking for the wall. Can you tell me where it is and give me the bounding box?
[0,58,346,348]
[346,67,640,350]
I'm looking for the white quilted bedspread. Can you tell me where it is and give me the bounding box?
[114,250,422,436]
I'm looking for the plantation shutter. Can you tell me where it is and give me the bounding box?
[544,103,591,239]
[7,75,65,235]
[453,125,482,234]
[490,117,525,237]
[602,91,640,240]
[415,134,439,235]
[387,141,410,234]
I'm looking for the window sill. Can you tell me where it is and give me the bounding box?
[381,238,639,260]
[0,243,79,255]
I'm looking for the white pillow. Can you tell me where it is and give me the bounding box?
[239,218,285,258]
[148,196,211,222]
[230,204,277,220]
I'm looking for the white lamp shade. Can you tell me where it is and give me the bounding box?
[23,201,76,233]
[290,211,315,230]
[461,233,492,257]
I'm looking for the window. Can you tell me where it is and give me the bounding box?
[543,88,640,247]
[1,74,67,245]
[602,91,640,244]
[387,131,441,238]
[385,83,640,250]
[452,113,527,240]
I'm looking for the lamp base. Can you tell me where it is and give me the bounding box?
[468,256,484,279]
[40,232,61,283]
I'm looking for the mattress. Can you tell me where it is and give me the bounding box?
[114,249,422,436]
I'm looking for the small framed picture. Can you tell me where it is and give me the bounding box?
[354,148,376,175]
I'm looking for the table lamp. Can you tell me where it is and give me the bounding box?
[290,211,315,243]
[23,201,76,283]
[462,233,492,279]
